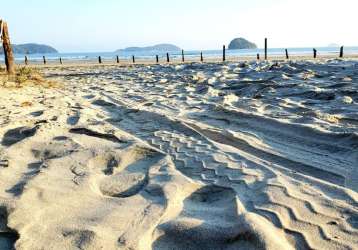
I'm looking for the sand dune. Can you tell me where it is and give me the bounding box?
[0,59,357,249]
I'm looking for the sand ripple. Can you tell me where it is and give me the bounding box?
[0,59,357,249]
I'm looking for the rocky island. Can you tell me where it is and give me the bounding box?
[228,38,257,50]
[116,43,181,53]
[0,43,58,54]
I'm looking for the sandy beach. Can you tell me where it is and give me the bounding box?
[0,59,357,249]
[14,53,358,67]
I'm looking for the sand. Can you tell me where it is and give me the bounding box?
[0,59,357,249]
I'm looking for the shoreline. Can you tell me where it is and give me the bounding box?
[7,53,358,68]
[0,57,357,249]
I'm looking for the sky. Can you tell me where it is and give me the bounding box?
[2,0,358,52]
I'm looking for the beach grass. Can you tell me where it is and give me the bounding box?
[0,66,58,88]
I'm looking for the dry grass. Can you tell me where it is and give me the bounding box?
[0,66,59,88]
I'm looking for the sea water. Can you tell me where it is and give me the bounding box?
[2,47,358,63]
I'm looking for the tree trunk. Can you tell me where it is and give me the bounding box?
[1,20,16,75]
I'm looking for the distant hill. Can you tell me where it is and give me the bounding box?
[116,44,181,53]
[0,43,58,54]
[228,38,257,50]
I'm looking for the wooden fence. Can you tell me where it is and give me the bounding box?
[0,22,348,68]
[23,40,347,65]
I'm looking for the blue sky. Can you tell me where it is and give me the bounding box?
[2,0,358,52]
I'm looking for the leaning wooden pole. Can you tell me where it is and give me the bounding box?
[0,20,16,74]
[339,46,344,58]
[313,48,317,59]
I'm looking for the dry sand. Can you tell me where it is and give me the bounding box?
[0,59,357,249]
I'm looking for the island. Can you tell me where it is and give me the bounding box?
[116,44,181,53]
[0,43,58,54]
[228,38,257,50]
[328,43,340,47]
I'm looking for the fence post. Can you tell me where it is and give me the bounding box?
[43,56,47,65]
[313,48,317,59]
[166,53,170,63]
[285,49,289,59]
[25,56,28,65]
[200,52,203,62]
[132,55,135,63]
[156,55,159,63]
[223,45,226,62]
[264,38,268,60]
[116,55,119,63]
[0,20,16,74]
[181,49,184,62]
[339,46,344,58]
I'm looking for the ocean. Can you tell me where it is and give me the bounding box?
[1,46,358,63]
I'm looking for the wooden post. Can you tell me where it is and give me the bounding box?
[60,57,62,64]
[43,56,46,65]
[0,20,16,74]
[98,56,102,64]
[166,53,170,63]
[339,46,344,58]
[156,55,159,63]
[200,52,203,62]
[132,55,135,63]
[25,56,28,65]
[257,53,260,60]
[313,48,317,59]
[181,49,185,62]
[116,55,119,63]
[264,38,268,60]
[285,49,289,59]
[223,45,226,62]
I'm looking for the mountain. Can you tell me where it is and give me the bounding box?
[228,38,257,50]
[116,44,181,53]
[0,43,58,54]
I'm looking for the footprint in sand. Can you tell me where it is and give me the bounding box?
[152,185,263,250]
[66,103,83,126]
[1,126,38,147]
[67,113,80,126]
[0,207,19,250]
[99,172,147,198]
[88,146,161,199]
[61,229,97,250]
[29,110,44,117]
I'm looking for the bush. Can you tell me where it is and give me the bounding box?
[0,66,58,88]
